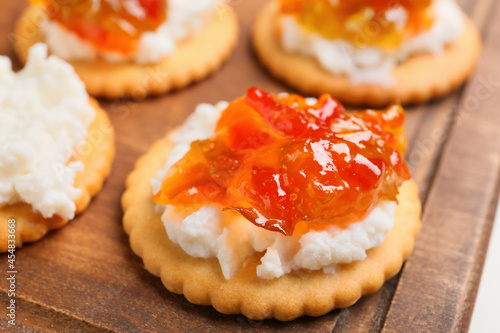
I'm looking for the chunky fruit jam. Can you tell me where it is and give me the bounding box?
[154,88,410,235]
[280,0,435,50]
[33,0,167,54]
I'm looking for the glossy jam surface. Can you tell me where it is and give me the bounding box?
[33,0,167,54]
[280,0,435,49]
[154,88,410,235]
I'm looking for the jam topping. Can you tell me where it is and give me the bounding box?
[280,0,435,50]
[154,88,410,236]
[33,0,167,54]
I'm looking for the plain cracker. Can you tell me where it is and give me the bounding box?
[14,6,239,99]
[252,1,482,107]
[122,131,421,321]
[0,100,115,251]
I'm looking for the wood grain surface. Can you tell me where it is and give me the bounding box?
[1,0,499,332]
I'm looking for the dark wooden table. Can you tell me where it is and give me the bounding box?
[1,0,500,332]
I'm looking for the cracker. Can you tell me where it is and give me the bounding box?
[0,100,115,252]
[122,132,421,321]
[14,6,238,99]
[252,2,482,107]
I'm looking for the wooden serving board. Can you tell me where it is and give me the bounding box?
[1,0,500,331]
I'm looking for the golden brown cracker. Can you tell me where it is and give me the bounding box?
[0,100,115,252]
[253,1,482,107]
[122,132,421,321]
[14,6,238,99]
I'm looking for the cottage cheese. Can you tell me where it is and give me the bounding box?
[42,0,217,64]
[280,0,463,85]
[0,44,94,219]
[152,100,397,280]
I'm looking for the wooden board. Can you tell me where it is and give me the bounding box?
[1,0,500,331]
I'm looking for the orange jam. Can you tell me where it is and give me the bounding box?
[32,0,167,54]
[280,0,435,49]
[154,88,410,235]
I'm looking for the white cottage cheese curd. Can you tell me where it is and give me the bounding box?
[280,0,463,85]
[152,100,397,280]
[0,43,94,219]
[42,0,218,64]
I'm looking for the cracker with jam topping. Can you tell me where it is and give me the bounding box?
[14,1,238,98]
[253,0,481,107]
[122,88,421,320]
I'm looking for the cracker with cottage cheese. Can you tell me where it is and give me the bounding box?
[0,45,114,252]
[13,2,238,99]
[253,0,481,107]
[122,89,421,320]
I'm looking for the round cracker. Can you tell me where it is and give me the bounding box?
[253,1,482,107]
[14,6,239,99]
[122,132,421,321]
[0,100,115,252]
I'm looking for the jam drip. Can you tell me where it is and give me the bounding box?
[280,0,435,50]
[154,88,410,235]
[34,0,167,54]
